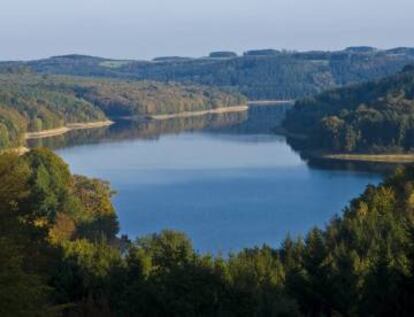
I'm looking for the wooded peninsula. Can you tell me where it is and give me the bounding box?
[283,65,414,159]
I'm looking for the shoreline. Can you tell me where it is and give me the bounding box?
[25,120,114,140]
[150,105,249,120]
[248,100,294,106]
[323,153,414,163]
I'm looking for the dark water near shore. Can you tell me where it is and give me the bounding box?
[30,105,384,253]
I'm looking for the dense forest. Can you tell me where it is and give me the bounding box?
[2,148,414,316]
[0,69,245,150]
[53,76,246,117]
[283,65,414,153]
[9,47,414,100]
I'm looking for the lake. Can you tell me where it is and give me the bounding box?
[30,105,383,254]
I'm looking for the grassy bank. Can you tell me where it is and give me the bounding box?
[323,153,414,163]
[150,105,248,120]
[248,100,294,106]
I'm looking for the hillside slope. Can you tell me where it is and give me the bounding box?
[283,65,414,153]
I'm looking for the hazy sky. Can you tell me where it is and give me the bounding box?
[1,0,413,61]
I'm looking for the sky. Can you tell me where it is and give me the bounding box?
[0,0,413,61]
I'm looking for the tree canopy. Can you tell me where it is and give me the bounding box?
[2,149,414,316]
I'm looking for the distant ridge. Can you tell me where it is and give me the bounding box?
[2,46,414,100]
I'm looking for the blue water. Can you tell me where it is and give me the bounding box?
[55,131,381,254]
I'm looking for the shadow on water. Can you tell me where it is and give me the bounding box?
[285,134,405,176]
[205,103,291,135]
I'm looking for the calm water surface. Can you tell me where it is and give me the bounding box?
[41,106,382,253]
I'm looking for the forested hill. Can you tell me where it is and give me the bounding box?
[11,47,414,100]
[0,71,107,149]
[283,65,414,153]
[51,76,247,117]
[3,148,414,316]
[0,70,245,150]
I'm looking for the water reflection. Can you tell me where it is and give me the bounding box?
[206,104,290,135]
[28,103,401,175]
[27,110,248,150]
